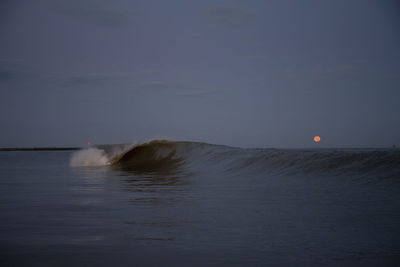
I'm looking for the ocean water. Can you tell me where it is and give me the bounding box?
[0,140,400,266]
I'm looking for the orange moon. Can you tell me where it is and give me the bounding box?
[314,136,321,142]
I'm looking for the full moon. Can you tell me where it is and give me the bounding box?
[314,136,321,142]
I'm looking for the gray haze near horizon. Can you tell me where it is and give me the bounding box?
[0,0,399,148]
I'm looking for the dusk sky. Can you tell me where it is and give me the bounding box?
[0,0,399,148]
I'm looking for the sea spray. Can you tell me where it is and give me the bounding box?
[70,148,110,166]
[70,142,136,167]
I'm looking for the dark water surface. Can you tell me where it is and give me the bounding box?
[1,142,400,266]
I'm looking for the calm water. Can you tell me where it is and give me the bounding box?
[1,143,400,266]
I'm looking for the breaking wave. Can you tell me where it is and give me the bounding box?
[70,140,400,179]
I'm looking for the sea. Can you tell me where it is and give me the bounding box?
[1,140,399,266]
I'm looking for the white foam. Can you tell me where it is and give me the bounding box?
[70,148,110,167]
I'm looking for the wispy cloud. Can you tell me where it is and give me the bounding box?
[58,73,181,95]
[136,81,175,90]
[0,62,29,83]
[178,88,226,98]
[61,74,115,87]
[204,5,255,30]
[0,66,20,82]
[52,0,129,27]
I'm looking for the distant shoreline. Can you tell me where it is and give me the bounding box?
[0,147,81,151]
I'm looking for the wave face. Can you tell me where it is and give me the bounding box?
[70,140,400,179]
[110,140,185,174]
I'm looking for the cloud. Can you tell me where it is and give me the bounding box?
[0,66,20,81]
[0,62,28,82]
[136,81,175,90]
[204,5,255,30]
[52,0,128,27]
[61,74,114,87]
[0,62,194,97]
[60,73,178,94]
[178,88,226,98]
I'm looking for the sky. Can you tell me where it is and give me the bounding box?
[0,0,399,148]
